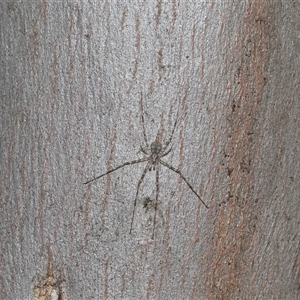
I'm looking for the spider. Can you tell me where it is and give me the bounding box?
[84,95,209,238]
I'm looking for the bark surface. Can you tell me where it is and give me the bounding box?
[1,1,299,299]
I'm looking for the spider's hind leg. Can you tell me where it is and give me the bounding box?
[159,159,209,209]
[151,167,159,239]
[130,162,150,235]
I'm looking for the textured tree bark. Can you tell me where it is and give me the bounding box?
[1,1,299,299]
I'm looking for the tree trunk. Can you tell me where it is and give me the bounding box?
[1,1,299,299]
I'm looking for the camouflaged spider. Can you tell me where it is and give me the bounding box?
[84,95,209,238]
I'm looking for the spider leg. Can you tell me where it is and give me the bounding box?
[84,157,149,184]
[161,146,172,158]
[130,162,150,235]
[140,146,148,155]
[140,92,150,149]
[152,166,159,239]
[161,98,181,153]
[159,159,209,208]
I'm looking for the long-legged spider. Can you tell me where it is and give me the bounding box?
[84,95,209,238]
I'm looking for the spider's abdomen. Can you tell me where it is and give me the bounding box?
[150,140,162,155]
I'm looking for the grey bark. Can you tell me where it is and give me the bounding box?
[1,1,299,299]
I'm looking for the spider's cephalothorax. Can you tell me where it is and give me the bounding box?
[150,140,162,155]
[84,94,209,239]
[149,140,162,170]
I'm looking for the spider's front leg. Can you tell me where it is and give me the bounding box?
[139,145,148,155]
[160,147,172,158]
